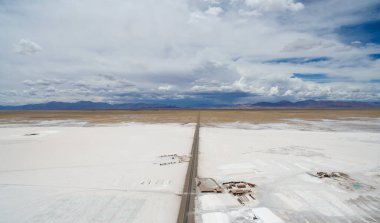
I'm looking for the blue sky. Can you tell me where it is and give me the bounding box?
[0,0,379,105]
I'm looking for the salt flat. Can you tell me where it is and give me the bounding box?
[0,123,194,223]
[1,114,380,223]
[197,120,380,223]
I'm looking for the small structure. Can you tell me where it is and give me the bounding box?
[198,179,257,206]
[24,133,39,136]
[222,181,257,205]
[310,171,375,192]
[155,154,190,166]
[316,171,350,179]
[197,178,223,193]
[229,188,252,195]
[222,181,256,195]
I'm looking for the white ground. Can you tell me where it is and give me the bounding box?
[197,119,380,223]
[1,118,380,223]
[0,123,194,223]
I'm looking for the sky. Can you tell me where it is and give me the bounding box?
[0,0,379,105]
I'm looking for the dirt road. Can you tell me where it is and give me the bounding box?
[177,112,200,223]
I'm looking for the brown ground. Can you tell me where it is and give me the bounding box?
[0,109,379,124]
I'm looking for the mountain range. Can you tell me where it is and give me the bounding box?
[0,100,380,110]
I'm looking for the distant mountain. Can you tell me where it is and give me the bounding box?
[0,100,379,110]
[251,100,380,108]
[0,101,178,110]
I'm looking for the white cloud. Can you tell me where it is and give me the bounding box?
[282,38,354,53]
[205,7,224,16]
[13,39,42,55]
[238,9,262,17]
[158,85,173,91]
[188,11,208,23]
[283,38,324,51]
[23,79,65,86]
[269,86,279,96]
[204,0,221,4]
[244,0,304,12]
[283,89,293,96]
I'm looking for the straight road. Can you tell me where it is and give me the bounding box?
[177,112,200,223]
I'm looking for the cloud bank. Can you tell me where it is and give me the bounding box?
[13,39,42,55]
[0,0,379,105]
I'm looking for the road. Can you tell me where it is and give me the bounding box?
[177,112,200,223]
